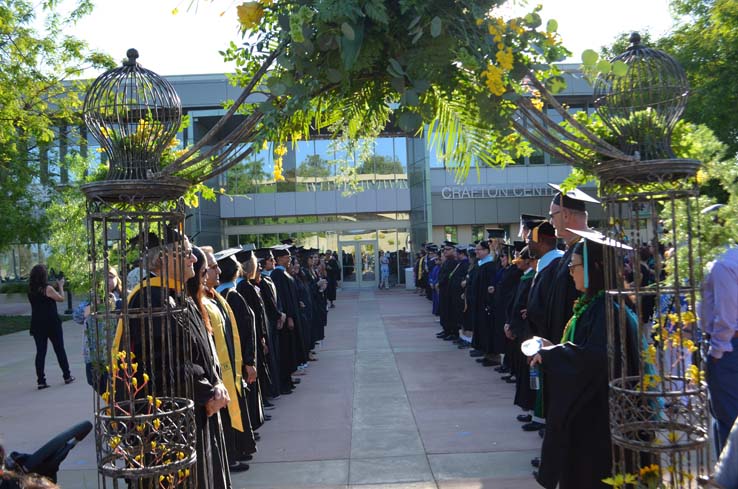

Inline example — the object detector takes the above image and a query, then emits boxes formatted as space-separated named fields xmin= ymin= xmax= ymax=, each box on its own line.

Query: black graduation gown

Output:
xmin=206 ymin=295 xmax=257 ymax=462
xmin=437 ymin=260 xmax=455 ymax=332
xmin=258 ymin=274 xmax=283 ymax=396
xmin=447 ymin=259 xmax=469 ymax=335
xmin=221 ymin=286 xmax=264 ymax=431
xmin=185 ymin=300 xmax=232 ymax=489
xmin=306 ymin=268 xmax=327 ymax=343
xmin=508 ymin=270 xmax=536 ymax=410
xmin=471 ymin=260 xmax=496 ymax=352
xmin=237 ymin=280 xmax=274 ymax=400
xmin=325 ymin=258 xmax=339 ymax=302
xmin=537 ymin=295 xmax=612 ymax=489
xmin=270 ymin=268 xmax=305 ymax=382
xmin=463 ymin=265 xmax=478 ymax=333
xmin=527 ymin=257 xmax=562 ymax=338
xmin=543 ymin=245 xmax=579 ymax=342
xmin=492 ymin=265 xmax=522 ymax=356
xmin=294 ymin=276 xmax=314 ymax=355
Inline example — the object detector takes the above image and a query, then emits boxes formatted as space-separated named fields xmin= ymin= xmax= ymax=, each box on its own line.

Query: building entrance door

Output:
xmin=339 ymin=240 xmax=377 ymax=288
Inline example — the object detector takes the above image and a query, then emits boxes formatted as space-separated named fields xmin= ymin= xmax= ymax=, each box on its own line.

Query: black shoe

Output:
xmin=263 ymin=400 xmax=275 ymax=407
xmin=64 ymin=376 xmax=75 ymax=385
xmin=539 ymin=428 xmax=545 ymax=439
xmin=263 ymin=414 xmax=272 ymax=421
xmin=280 ymin=388 xmax=293 ymax=395
xmin=501 ymin=374 xmax=513 ymax=381
xmin=475 ymin=358 xmax=486 ymax=363
xmin=469 ymin=350 xmax=484 ymax=357
xmin=517 ymin=414 xmax=532 ymax=423
xmin=264 ymin=404 xmax=276 ymax=411
xmin=330 ymin=304 xmax=335 ymax=308
xmin=292 ymin=378 xmax=301 ymax=384
xmin=481 ymin=359 xmax=499 ymax=367
xmin=522 ymin=421 xmax=546 ymax=432
xmin=532 ymin=470 xmax=539 ymax=480
xmin=229 ymin=461 xmax=250 ymax=472
xmin=444 ymin=335 xmax=458 ymax=341
xmin=253 ymin=432 xmax=261 ymax=441
xmin=239 ymin=454 xmax=253 ymax=462
xmin=505 ymin=376 xmax=517 ymax=384
xmin=436 ymin=332 xmax=447 ymax=338
xmin=37 ymin=382 xmax=50 ymax=390
xmin=457 ymin=343 xmax=470 ymax=349
xmin=495 ymin=365 xmax=510 ymax=373
xmin=531 ymin=457 xmax=540 ymax=468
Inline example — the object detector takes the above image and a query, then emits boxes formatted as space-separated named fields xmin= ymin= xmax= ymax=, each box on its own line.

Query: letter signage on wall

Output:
xmin=439 ymin=185 xmax=557 ymax=200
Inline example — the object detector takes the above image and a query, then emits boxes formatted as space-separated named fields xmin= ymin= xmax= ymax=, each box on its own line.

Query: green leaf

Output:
xmin=326 ymin=69 xmax=343 ymax=83
xmin=546 ymin=19 xmax=558 ymax=32
xmin=581 ymin=49 xmax=599 ymax=66
xmin=403 ymin=89 xmax=420 ymax=106
xmin=408 ymin=15 xmax=421 ymax=29
xmin=398 ymin=111 xmax=422 ymax=132
xmin=339 ymin=20 xmax=365 ymax=69
xmin=430 ymin=16 xmax=442 ymax=38
xmin=388 ymin=58 xmax=404 ymax=76
xmin=341 ymin=22 xmax=355 ymax=41
xmin=612 ymin=60 xmax=628 ymax=76
xmin=596 ymin=59 xmax=612 ymax=73
xmin=412 ymin=29 xmax=423 ymax=44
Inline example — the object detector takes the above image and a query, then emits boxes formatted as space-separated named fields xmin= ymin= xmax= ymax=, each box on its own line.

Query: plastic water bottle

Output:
xmin=521 ymin=337 xmax=543 ymax=356
xmin=529 ymin=365 xmax=541 ymax=390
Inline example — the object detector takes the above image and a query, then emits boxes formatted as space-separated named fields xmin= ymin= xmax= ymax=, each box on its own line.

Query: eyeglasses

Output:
xmin=568 ymin=262 xmax=583 ymax=273
xmin=207 ymin=263 xmax=220 ymax=270
xmin=549 ymin=211 xmax=561 ymax=219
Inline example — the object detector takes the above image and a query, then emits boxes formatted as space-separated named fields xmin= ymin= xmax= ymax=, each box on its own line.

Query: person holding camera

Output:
xmin=27 ymin=264 xmax=74 ymax=390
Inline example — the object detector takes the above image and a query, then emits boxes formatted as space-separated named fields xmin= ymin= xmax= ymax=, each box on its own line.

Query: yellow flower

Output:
xmin=151 ymin=441 xmax=157 ymax=450
xmin=147 ymin=395 xmax=154 ymax=405
xmin=155 ymin=399 xmax=163 ymax=409
xmin=531 ymin=97 xmax=544 ymax=112
xmin=131 ymin=362 xmax=138 ymax=373
xmin=136 ymin=424 xmax=145 ymax=433
xmin=237 ymin=2 xmax=264 ymax=31
xmin=667 ymin=431 xmax=680 ymax=443
xmin=177 ymin=451 xmax=186 ymax=460
xmin=687 ymin=364 xmax=704 ymax=384
xmin=109 ymin=436 xmax=121 ymax=449
xmin=143 ymin=373 xmax=150 ymax=383
xmin=153 ymin=419 xmax=161 ymax=430
xmin=131 ymin=377 xmax=138 ymax=389
xmin=603 ymin=473 xmax=638 ymax=488
xmin=101 ymin=391 xmax=110 ymax=403
xmin=482 ymin=62 xmax=506 ymax=96
xmin=496 ymin=47 xmax=514 ymax=71
xmin=274 ymin=144 xmax=288 ymax=157
xmin=475 ymin=18 xmax=484 ymax=26
xmin=641 ymin=374 xmax=662 ymax=390
xmin=117 ymin=351 xmax=127 ymax=361
xmin=639 ymin=464 xmax=660 ymax=478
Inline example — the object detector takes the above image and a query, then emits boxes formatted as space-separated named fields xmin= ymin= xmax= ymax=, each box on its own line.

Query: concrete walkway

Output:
xmin=0 ymin=289 xmax=541 ymax=489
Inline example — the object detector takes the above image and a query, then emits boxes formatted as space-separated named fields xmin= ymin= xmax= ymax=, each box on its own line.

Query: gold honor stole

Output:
xmin=204 ymin=294 xmax=244 ymax=432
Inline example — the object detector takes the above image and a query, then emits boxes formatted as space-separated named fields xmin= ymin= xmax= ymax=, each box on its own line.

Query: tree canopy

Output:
xmin=0 ymin=0 xmax=113 ymax=252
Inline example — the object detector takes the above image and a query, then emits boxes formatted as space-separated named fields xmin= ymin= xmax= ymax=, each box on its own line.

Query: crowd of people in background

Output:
xmin=413 ymin=183 xmax=738 ymax=489
xmin=13 ymin=237 xmax=341 ymax=489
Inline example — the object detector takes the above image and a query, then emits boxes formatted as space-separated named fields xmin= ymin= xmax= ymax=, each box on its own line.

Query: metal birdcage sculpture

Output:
xmin=82 ymin=50 xmax=196 ymax=489
xmin=593 ymin=33 xmax=700 ymax=184
xmin=595 ymin=35 xmax=711 ymax=488
xmin=83 ymin=48 xmax=182 ymax=182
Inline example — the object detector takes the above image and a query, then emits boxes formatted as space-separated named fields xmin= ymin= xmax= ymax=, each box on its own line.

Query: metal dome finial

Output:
xmin=124 ymin=48 xmax=139 ymax=66
xmin=628 ymin=32 xmax=641 ymax=47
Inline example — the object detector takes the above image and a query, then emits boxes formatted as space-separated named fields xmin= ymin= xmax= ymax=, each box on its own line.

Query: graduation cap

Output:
xmin=280 ymin=238 xmax=295 ymax=246
xmin=530 ymin=222 xmax=557 ymax=243
xmin=513 ymin=241 xmax=526 ymax=252
xmin=427 ymin=244 xmax=439 ymax=252
xmin=254 ymin=248 xmax=274 ymax=262
xmin=499 ymin=243 xmax=514 ymax=257
xmin=520 ymin=214 xmax=547 ymax=231
xmin=486 ymin=228 xmax=506 ymax=240
xmin=567 ymin=228 xmax=631 ymax=289
xmin=701 ymin=203 xmax=725 ymax=214
xmin=456 ymin=246 xmax=468 ymax=255
xmin=235 ymin=243 xmax=256 ymax=262
xmin=270 ymin=244 xmax=291 ymax=258
xmin=443 ymin=240 xmax=458 ymax=248
xmin=129 ymin=226 xmax=183 ymax=249
xmin=214 ymin=247 xmax=242 ymax=263
xmin=512 ymin=245 xmax=532 ymax=264
xmin=549 ymin=183 xmax=600 ymax=212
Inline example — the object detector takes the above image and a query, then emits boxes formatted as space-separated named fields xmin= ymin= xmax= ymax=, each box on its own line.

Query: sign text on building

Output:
xmin=440 ymin=185 xmax=557 ymax=200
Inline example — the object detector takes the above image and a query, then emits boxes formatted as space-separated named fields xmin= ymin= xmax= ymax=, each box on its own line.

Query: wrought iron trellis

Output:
xmin=83 ymin=51 xmax=197 ymax=489
xmin=513 ymin=32 xmax=711 ymax=486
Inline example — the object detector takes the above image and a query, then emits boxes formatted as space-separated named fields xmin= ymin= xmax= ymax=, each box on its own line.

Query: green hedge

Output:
xmin=0 ymin=282 xmax=28 ymax=294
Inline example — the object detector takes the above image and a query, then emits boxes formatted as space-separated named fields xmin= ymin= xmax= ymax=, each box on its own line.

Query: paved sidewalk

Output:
xmin=0 ymin=289 xmax=541 ymax=489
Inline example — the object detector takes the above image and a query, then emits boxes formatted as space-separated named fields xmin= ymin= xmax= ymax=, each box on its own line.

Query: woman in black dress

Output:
xmin=28 ymin=264 xmax=74 ymax=389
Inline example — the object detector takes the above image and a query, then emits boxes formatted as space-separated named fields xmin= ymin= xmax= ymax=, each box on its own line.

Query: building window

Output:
xmin=444 ymin=226 xmax=457 ymax=243
xmin=471 ymin=225 xmax=485 ymax=243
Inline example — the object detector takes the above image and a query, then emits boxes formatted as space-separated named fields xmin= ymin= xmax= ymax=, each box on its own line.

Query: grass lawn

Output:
xmin=0 ymin=315 xmax=73 ymax=336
